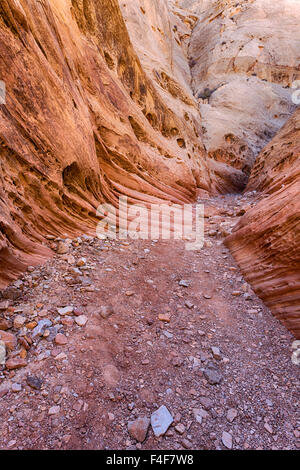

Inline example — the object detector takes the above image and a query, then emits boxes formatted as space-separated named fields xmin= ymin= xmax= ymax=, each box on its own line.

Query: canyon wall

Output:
xmin=185 ymin=0 xmax=300 ymax=192
xmin=176 ymin=0 xmax=300 ymax=338
xmin=0 ymin=0 xmax=210 ymax=288
xmin=226 ymin=108 xmax=300 ymax=338
xmin=0 ymin=0 xmax=299 ymax=339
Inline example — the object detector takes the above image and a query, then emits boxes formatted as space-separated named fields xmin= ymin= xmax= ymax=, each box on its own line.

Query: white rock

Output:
xmin=0 ymin=341 xmax=6 ymax=366
xmin=264 ymin=422 xmax=273 ymax=434
xmin=75 ymin=315 xmax=88 ymax=327
xmin=151 ymin=405 xmax=173 ymax=437
xmin=193 ymin=408 xmax=209 ymax=425
xmin=222 ymin=431 xmax=233 ymax=449
xmin=48 ymin=406 xmax=60 ymax=415
xmin=58 ymin=306 xmax=74 ymax=316
xmin=11 ymin=383 xmax=22 ymax=392
xmin=227 ymin=408 xmax=238 ymax=423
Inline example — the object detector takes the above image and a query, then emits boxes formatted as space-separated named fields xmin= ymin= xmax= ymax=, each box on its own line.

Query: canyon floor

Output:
xmin=0 ymin=193 xmax=299 ymax=450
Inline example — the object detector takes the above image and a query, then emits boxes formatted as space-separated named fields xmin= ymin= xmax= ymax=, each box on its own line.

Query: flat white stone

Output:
xmin=151 ymin=405 xmax=173 ymax=437
xmin=58 ymin=306 xmax=74 ymax=316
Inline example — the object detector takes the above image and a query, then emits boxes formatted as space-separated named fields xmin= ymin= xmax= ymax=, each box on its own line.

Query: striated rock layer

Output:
xmin=226 ymin=108 xmax=300 ymax=338
xmin=185 ymin=0 xmax=300 ymax=192
xmin=0 ymin=0 xmax=211 ymax=288
xmin=0 ymin=0 xmax=299 ymax=340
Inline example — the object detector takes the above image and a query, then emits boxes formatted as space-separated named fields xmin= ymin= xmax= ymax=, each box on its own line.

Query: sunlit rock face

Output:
xmin=226 ymin=107 xmax=300 ymax=338
xmin=178 ymin=0 xmax=300 ymax=336
xmin=0 ymin=0 xmax=299 ymax=341
xmin=0 ymin=0 xmax=211 ymax=288
xmin=119 ymin=0 xmax=212 ymax=188
xmin=182 ymin=0 xmax=300 ymax=192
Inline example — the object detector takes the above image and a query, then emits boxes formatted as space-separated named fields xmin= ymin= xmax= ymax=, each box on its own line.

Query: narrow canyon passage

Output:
xmin=184 ymin=0 xmax=299 ymax=192
xmin=0 ymin=0 xmax=299 ymax=452
xmin=0 ymin=193 xmax=298 ymax=450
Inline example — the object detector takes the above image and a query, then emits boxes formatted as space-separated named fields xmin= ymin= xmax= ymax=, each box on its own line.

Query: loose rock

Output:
xmin=179 ymin=280 xmax=190 ymax=287
xmin=32 ymin=319 xmax=52 ymax=338
xmin=175 ymin=423 xmax=186 ymax=435
xmin=56 ymin=242 xmax=69 ymax=254
xmin=27 ymin=376 xmax=43 ymax=390
xmin=204 ymin=364 xmax=222 ymax=385
xmin=55 ymin=333 xmax=68 ymax=345
xmin=211 ymin=346 xmax=222 ymax=360
xmin=0 ymin=340 xmax=6 ymax=365
xmin=11 ymin=383 xmax=22 ymax=392
xmin=158 ymin=313 xmax=171 ymax=323
xmin=48 ymin=406 xmax=60 ymax=415
xmin=222 ymin=431 xmax=233 ymax=449
xmin=151 ymin=405 xmax=173 ymax=437
xmin=0 ymin=318 xmax=12 ymax=331
xmin=75 ymin=315 xmax=88 ymax=327
xmin=13 ymin=315 xmax=26 ymax=329
xmin=128 ymin=417 xmax=150 ymax=442
xmin=58 ymin=306 xmax=74 ymax=316
xmin=227 ymin=408 xmax=238 ymax=423
xmin=99 ymin=305 xmax=114 ymax=319
xmin=0 ymin=331 xmax=17 ymax=350
xmin=5 ymin=357 xmax=27 ymax=370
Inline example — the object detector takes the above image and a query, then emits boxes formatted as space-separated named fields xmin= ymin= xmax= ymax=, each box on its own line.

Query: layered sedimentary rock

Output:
xmin=0 ymin=0 xmax=299 ymax=342
xmin=185 ymin=0 xmax=300 ymax=191
xmin=120 ymin=1 xmax=199 ymax=112
xmin=226 ymin=108 xmax=300 ymax=338
xmin=0 ymin=0 xmax=211 ymax=287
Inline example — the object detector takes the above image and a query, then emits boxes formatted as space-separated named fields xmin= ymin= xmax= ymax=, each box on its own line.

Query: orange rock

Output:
xmin=226 ymin=109 xmax=300 ymax=338
xmin=61 ymin=317 xmax=74 ymax=327
xmin=0 ymin=318 xmax=12 ymax=331
xmin=19 ymin=348 xmax=27 ymax=359
xmin=125 ymin=291 xmax=135 ymax=297
xmin=26 ymin=321 xmax=38 ymax=330
xmin=0 ymin=331 xmax=17 ymax=350
xmin=19 ymin=337 xmax=30 ymax=351
xmin=158 ymin=313 xmax=171 ymax=323
xmin=55 ymin=333 xmax=68 ymax=345
xmin=5 ymin=357 xmax=27 ymax=370
xmin=0 ymin=0 xmax=210 ymax=289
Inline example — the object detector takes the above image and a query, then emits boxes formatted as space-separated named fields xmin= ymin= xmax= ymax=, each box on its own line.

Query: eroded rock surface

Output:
xmin=0 ymin=0 xmax=299 ymax=341
xmin=0 ymin=0 xmax=210 ymax=287
xmin=226 ymin=108 xmax=300 ymax=338
xmin=185 ymin=0 xmax=300 ymax=191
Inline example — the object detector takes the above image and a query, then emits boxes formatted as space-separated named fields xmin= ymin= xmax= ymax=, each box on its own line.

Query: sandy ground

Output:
xmin=0 ymin=193 xmax=299 ymax=450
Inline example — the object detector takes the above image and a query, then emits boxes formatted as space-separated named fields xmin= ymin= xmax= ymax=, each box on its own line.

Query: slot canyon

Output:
xmin=0 ymin=0 xmax=299 ymax=451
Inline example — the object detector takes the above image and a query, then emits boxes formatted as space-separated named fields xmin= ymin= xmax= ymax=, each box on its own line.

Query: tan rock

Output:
xmin=13 ymin=315 xmax=26 ymax=329
xmin=48 ymin=406 xmax=60 ymax=416
xmin=75 ymin=315 xmax=88 ymax=327
xmin=158 ymin=313 xmax=171 ymax=323
xmin=0 ymin=318 xmax=12 ymax=331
